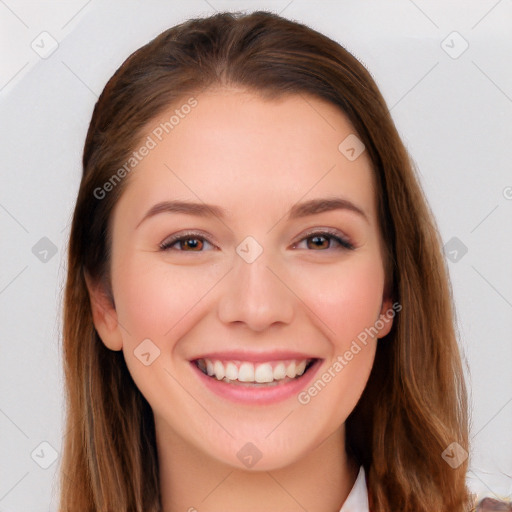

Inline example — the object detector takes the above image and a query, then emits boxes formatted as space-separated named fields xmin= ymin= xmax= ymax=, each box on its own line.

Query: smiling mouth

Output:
xmin=194 ymin=358 xmax=317 ymax=387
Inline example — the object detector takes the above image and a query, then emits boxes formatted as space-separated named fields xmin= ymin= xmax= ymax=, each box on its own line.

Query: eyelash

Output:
xmin=159 ymin=229 xmax=355 ymax=252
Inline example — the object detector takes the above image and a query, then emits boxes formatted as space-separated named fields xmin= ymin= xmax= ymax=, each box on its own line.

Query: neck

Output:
xmin=156 ymin=421 xmax=359 ymax=512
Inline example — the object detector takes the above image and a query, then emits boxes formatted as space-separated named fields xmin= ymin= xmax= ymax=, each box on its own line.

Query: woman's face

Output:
xmin=91 ymin=88 xmax=394 ymax=470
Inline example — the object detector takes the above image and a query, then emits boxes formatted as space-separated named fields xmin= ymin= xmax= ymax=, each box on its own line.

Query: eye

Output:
xmin=293 ymin=229 xmax=354 ymax=251
xmin=159 ymin=229 xmax=354 ymax=252
xmin=159 ymin=232 xmax=215 ymax=252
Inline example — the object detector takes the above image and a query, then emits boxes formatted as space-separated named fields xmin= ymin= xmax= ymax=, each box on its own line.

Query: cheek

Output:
xmin=109 ymin=255 xmax=226 ymax=414
xmin=291 ymin=254 xmax=386 ymax=345
xmin=111 ymin=253 xmax=224 ymax=344
xmin=294 ymin=259 xmax=383 ymax=421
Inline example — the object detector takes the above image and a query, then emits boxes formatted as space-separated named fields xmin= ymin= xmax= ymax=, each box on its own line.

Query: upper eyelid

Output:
xmin=296 ymin=227 xmax=350 ymax=241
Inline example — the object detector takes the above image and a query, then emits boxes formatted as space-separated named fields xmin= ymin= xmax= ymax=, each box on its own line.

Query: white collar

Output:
xmin=339 ymin=466 xmax=369 ymax=512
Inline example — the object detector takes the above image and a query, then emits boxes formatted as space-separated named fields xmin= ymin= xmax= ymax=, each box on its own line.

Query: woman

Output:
xmin=59 ymin=10 xmax=474 ymax=511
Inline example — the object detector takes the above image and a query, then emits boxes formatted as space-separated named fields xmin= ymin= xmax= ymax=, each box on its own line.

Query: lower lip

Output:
xmin=190 ymin=359 xmax=323 ymax=405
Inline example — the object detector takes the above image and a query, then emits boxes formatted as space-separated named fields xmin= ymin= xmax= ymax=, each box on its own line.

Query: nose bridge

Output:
xmin=217 ymin=241 xmax=294 ymax=331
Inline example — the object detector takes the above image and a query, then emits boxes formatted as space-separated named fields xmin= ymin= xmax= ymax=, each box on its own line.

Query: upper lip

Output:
xmin=191 ymin=351 xmax=319 ymax=362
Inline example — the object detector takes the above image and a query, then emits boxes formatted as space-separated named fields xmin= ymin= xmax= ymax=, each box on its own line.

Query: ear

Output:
xmin=84 ymin=272 xmax=123 ymax=351
xmin=375 ymin=296 xmax=396 ymax=339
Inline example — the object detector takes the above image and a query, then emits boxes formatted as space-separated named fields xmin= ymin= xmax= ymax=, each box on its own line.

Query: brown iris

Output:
xmin=181 ymin=238 xmax=203 ymax=251
xmin=306 ymin=235 xmax=330 ymax=250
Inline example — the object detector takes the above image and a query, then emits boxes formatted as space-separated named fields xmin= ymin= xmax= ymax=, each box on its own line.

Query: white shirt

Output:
xmin=339 ymin=466 xmax=369 ymax=512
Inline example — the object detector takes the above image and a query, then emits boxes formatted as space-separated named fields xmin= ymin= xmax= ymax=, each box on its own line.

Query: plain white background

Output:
xmin=0 ymin=1 xmax=511 ymax=509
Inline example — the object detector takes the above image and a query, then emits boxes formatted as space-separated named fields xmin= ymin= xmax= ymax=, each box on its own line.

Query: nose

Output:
xmin=217 ymin=248 xmax=295 ymax=332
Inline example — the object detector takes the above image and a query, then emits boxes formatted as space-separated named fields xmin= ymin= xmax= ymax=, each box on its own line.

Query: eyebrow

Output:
xmin=136 ymin=196 xmax=368 ymax=228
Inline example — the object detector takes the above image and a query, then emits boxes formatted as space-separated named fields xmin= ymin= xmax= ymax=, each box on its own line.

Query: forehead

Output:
xmin=115 ymin=89 xmax=377 ymax=227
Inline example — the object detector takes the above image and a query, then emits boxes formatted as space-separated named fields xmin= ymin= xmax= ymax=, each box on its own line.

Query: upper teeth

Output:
xmin=197 ymin=358 xmax=310 ymax=383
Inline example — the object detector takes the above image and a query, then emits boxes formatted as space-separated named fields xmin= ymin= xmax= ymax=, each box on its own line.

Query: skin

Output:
xmin=87 ymin=88 xmax=394 ymax=512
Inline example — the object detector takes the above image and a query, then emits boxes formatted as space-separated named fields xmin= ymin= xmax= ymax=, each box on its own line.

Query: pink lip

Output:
xmin=191 ymin=350 xmax=317 ymax=363
xmin=190 ymin=358 xmax=323 ymax=405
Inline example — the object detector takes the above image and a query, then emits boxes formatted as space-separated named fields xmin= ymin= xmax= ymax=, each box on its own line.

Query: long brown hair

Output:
xmin=60 ymin=10 xmax=472 ymax=511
